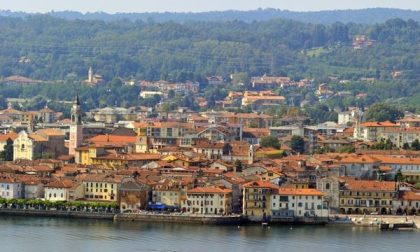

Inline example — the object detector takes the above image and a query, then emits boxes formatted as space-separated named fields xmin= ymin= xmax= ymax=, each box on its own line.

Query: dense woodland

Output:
xmin=1 ymin=8 xmax=419 ymax=24
xmin=0 ymin=14 xmax=418 ymax=119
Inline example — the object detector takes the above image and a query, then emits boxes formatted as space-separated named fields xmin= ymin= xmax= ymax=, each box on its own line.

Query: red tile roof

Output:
xmin=187 ymin=187 xmax=232 ymax=194
xmin=88 ymin=135 xmax=137 ymax=144
xmin=243 ymin=180 xmax=278 ymax=189
xmin=275 ymin=188 xmax=324 ymax=196
xmin=343 ymin=178 xmax=396 ymax=191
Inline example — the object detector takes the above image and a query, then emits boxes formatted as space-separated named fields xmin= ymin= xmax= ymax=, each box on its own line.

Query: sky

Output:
xmin=0 ymin=0 xmax=419 ymax=13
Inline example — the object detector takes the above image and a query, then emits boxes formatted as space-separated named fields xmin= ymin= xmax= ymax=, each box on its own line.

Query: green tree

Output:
xmin=395 ymin=169 xmax=404 ymax=182
xmin=291 ymin=135 xmax=305 ymax=153
xmin=411 ymin=139 xmax=420 ymax=151
xmin=234 ymin=159 xmax=243 ymax=172
xmin=3 ymin=138 xmax=13 ymax=161
xmin=167 ymin=90 xmax=175 ymax=99
xmin=365 ymin=103 xmax=404 ymax=123
xmin=260 ymin=136 xmax=280 ymax=149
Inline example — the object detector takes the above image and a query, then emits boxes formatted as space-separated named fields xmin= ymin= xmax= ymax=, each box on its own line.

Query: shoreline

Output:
xmin=0 ymin=209 xmax=417 ymax=228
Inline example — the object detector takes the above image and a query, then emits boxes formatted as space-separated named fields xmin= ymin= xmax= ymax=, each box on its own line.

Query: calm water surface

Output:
xmin=0 ymin=216 xmax=418 ymax=252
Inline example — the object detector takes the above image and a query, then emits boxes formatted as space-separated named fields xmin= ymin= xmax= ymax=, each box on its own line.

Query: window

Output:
xmin=325 ymin=183 xmax=330 ymax=190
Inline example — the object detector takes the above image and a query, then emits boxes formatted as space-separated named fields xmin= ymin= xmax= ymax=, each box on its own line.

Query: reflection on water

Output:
xmin=0 ymin=217 xmax=418 ymax=252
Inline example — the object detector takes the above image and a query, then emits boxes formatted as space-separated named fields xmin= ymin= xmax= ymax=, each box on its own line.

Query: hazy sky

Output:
xmin=0 ymin=0 xmax=419 ymax=13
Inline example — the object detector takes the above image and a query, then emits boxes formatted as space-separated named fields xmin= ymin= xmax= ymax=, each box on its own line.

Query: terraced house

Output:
xmin=82 ymin=174 xmax=123 ymax=201
xmin=271 ymin=188 xmax=328 ymax=221
xmin=339 ymin=178 xmax=396 ymax=214
xmin=242 ymin=181 xmax=278 ymax=221
xmin=186 ymin=187 xmax=232 ymax=215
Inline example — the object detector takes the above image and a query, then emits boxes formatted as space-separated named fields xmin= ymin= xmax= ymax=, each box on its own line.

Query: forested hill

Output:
xmin=0 ymin=15 xmax=418 ymax=82
xmin=0 ymin=8 xmax=419 ymax=24
xmin=0 ymin=14 xmax=418 ymax=112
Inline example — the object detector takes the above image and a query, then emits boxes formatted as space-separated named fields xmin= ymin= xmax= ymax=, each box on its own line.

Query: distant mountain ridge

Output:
xmin=0 ymin=8 xmax=419 ymax=24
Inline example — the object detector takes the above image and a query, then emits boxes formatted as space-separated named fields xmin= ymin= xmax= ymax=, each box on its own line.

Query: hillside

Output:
xmin=0 ymin=8 xmax=419 ymax=24
xmin=0 ymin=14 xmax=417 ymax=113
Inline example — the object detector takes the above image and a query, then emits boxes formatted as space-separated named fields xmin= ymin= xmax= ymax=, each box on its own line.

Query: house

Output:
xmin=270 ymin=126 xmax=304 ymax=138
xmin=88 ymin=107 xmax=137 ymax=124
xmin=339 ymin=178 xmax=396 ymax=214
xmin=82 ymin=174 xmax=123 ymax=202
xmin=90 ymin=153 xmax=161 ymax=167
xmin=213 ymin=174 xmax=246 ymax=213
xmin=0 ymin=176 xmax=23 ymax=199
xmin=221 ymin=141 xmax=254 ymax=165
xmin=241 ymin=91 xmax=285 ymax=109
xmin=35 ymin=128 xmax=66 ymax=158
xmin=205 ymin=112 xmax=273 ymax=128
xmin=271 ymin=188 xmax=328 ymax=221
xmin=354 ymin=121 xmax=399 ymax=141
xmin=371 ymin=155 xmax=420 ymax=183
xmin=19 ymin=176 xmax=44 ymax=199
xmin=152 ymin=179 xmax=191 ymax=208
xmin=318 ymin=138 xmax=354 ymax=152
xmin=118 ymin=177 xmax=152 ymax=213
xmin=242 ymin=181 xmax=278 ymax=221
xmin=338 ymin=108 xmax=360 ymax=125
xmin=251 ymin=76 xmax=292 ymax=90
xmin=393 ymin=190 xmax=420 ymax=215
xmin=196 ymin=125 xmax=239 ymax=142
xmin=379 ymin=127 xmax=420 ymax=149
xmin=209 ymin=161 xmax=233 ymax=172
xmin=192 ymin=141 xmax=225 ymax=160
xmin=206 ymin=76 xmax=224 ymax=85
xmin=38 ymin=106 xmax=56 ymax=123
xmin=186 ymin=187 xmax=232 ymax=215
xmin=132 ymin=121 xmax=194 ymax=149
xmin=336 ymin=154 xmax=381 ymax=179
xmin=44 ymin=179 xmax=77 ymax=201
xmin=242 ymin=127 xmax=269 ymax=145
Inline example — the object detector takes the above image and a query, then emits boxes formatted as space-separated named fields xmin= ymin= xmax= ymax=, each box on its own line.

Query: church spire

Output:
xmin=76 ymin=94 xmax=80 ymax=106
xmin=71 ymin=94 xmax=82 ymax=125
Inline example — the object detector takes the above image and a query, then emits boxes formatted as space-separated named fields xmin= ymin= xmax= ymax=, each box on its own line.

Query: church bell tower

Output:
xmin=69 ymin=95 xmax=83 ymax=156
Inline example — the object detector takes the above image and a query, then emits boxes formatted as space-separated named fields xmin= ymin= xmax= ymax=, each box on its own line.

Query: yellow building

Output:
xmin=152 ymin=179 xmax=190 ymax=207
xmin=75 ymin=145 xmax=160 ymax=167
xmin=243 ymin=181 xmax=278 ymax=221
xmin=82 ymin=174 xmax=123 ymax=202
xmin=339 ymin=178 xmax=396 ymax=214
xmin=186 ymin=187 xmax=232 ymax=215
xmin=13 ymin=131 xmax=47 ymax=160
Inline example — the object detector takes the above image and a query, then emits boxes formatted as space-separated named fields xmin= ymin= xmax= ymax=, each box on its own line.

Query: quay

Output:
xmin=0 ymin=208 xmax=114 ymax=220
xmin=332 ymin=214 xmax=420 ymax=229
xmin=114 ymin=212 xmax=244 ymax=225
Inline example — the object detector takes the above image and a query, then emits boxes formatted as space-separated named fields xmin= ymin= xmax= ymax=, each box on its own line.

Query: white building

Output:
xmin=270 ymin=188 xmax=328 ymax=220
xmin=186 ymin=187 xmax=232 ymax=215
xmin=20 ymin=177 xmax=44 ymax=199
xmin=0 ymin=177 xmax=23 ymax=199
xmin=393 ymin=190 xmax=420 ymax=214
xmin=44 ymin=179 xmax=74 ymax=201
xmin=338 ymin=109 xmax=359 ymax=125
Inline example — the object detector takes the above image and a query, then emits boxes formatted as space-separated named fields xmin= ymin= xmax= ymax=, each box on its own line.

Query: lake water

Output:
xmin=0 ymin=217 xmax=418 ymax=252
